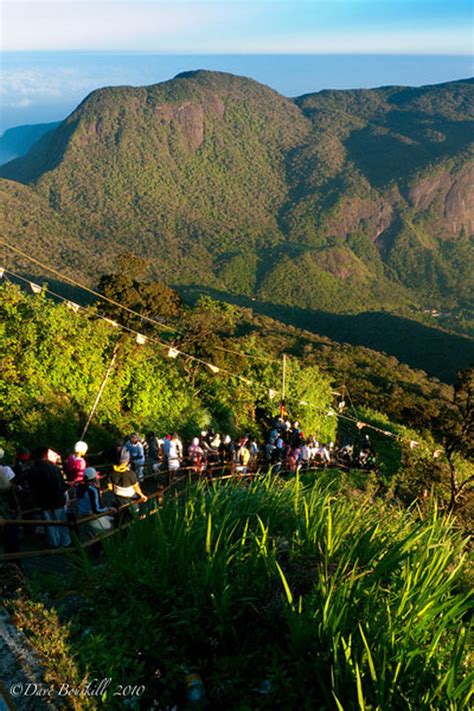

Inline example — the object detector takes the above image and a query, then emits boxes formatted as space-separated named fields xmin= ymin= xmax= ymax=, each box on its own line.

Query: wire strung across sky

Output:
xmin=0 ymin=239 xmax=272 ymax=361
xmin=1 ymin=257 xmax=423 ymax=449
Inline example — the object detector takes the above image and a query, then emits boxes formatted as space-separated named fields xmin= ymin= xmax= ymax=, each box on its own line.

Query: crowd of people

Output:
xmin=0 ymin=417 xmax=377 ymax=555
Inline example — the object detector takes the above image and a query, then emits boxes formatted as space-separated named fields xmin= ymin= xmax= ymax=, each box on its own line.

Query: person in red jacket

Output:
xmin=66 ymin=440 xmax=88 ymax=484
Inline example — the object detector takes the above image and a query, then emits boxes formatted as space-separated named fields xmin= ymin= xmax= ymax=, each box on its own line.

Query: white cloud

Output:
xmin=0 ymin=67 xmax=97 ymax=107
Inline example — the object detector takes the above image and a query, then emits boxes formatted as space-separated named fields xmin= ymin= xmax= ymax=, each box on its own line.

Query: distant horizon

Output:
xmin=1 ymin=51 xmax=472 ymax=134
xmin=3 ymin=49 xmax=472 ymax=56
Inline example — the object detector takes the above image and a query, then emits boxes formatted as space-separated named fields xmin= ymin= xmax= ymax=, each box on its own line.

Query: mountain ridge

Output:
xmin=1 ymin=71 xmax=473 ymax=334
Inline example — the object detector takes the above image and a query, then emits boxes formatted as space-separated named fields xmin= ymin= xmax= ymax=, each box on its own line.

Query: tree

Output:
xmin=97 ymin=252 xmax=183 ymax=328
xmin=439 ymin=367 xmax=474 ymax=511
xmin=286 ymin=361 xmax=337 ymax=442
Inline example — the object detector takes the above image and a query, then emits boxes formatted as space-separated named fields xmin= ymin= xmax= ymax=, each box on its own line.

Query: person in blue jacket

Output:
xmin=76 ymin=467 xmax=115 ymax=540
xmin=124 ymin=432 xmax=145 ymax=481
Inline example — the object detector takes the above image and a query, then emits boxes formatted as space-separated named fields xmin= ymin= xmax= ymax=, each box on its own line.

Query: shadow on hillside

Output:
xmin=0 ymin=119 xmax=77 ymax=184
xmin=344 ymin=115 xmax=473 ymax=187
xmin=4 ymin=272 xmax=95 ymax=305
xmin=5 ymin=272 xmax=472 ymax=384
xmin=180 ymin=286 xmax=474 ymax=384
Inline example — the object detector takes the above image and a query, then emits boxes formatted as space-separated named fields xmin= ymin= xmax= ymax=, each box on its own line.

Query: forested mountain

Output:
xmin=1 ymin=71 xmax=472 ymax=321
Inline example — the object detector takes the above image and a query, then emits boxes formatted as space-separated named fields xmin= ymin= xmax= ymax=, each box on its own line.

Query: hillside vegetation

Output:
xmin=1 ymin=280 xmax=473 ymax=709
xmin=1 ymin=72 xmax=472 ymax=322
xmin=1 ymin=279 xmax=472 ymax=516
xmin=66 ymin=476 xmax=472 ymax=710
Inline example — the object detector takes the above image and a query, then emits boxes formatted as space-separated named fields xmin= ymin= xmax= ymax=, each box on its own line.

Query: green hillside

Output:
xmin=0 ymin=71 xmax=472 ymax=360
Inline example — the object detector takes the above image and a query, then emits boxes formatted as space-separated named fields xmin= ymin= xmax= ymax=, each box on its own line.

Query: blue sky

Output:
xmin=1 ymin=2 xmax=472 ymax=133
xmin=2 ymin=1 xmax=473 ymax=53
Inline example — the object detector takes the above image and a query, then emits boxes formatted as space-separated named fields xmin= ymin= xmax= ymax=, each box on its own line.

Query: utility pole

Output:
xmin=81 ymin=341 xmax=120 ymax=440
xmin=282 ymin=354 xmax=287 ymax=401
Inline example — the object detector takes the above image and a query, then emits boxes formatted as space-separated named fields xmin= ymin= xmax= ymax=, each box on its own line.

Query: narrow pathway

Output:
xmin=0 ymin=609 xmax=52 ymax=711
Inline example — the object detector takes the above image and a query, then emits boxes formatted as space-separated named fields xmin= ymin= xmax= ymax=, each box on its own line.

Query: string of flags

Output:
xmin=0 ymin=239 xmax=181 ymax=336
xmin=0 ymin=265 xmax=438 ymax=455
xmin=0 ymin=238 xmax=356 ymax=384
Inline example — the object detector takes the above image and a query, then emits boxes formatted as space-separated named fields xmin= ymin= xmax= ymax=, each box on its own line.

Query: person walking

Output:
xmin=188 ymin=437 xmax=206 ymax=475
xmin=125 ymin=432 xmax=146 ymax=481
xmin=145 ymin=431 xmax=162 ymax=472
xmin=67 ymin=441 xmax=88 ymax=484
xmin=76 ymin=467 xmax=115 ymax=540
xmin=28 ymin=447 xmax=71 ymax=548
xmin=108 ymin=448 xmax=147 ymax=520
xmin=165 ymin=433 xmax=182 ymax=482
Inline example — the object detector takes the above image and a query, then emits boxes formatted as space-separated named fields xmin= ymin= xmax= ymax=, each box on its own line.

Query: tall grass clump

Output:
xmin=73 ymin=473 xmax=472 ymax=709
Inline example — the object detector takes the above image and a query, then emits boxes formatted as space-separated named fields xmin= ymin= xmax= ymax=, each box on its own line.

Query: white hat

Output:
xmin=192 ymin=437 xmax=199 ymax=446
xmin=74 ymin=441 xmax=88 ymax=455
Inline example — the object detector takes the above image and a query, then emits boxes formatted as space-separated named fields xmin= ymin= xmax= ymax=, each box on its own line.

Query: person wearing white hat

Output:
xmin=67 ymin=441 xmax=88 ymax=484
xmin=108 ymin=447 xmax=147 ymax=514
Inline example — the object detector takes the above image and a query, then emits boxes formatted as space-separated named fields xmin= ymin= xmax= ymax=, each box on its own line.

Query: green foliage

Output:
xmin=284 ymin=360 xmax=336 ymax=441
xmin=0 ymin=284 xmax=198 ymax=452
xmin=9 ymin=598 xmax=95 ymax=710
xmin=98 ymin=251 xmax=183 ymax=326
xmin=0 ymin=284 xmax=338 ymax=452
xmin=68 ymin=475 xmax=472 ymax=710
